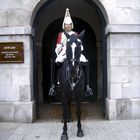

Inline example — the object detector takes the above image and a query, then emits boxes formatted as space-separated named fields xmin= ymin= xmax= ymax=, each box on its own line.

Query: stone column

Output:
xmin=0 ymin=26 xmax=35 ymax=122
xmin=106 ymin=25 xmax=140 ymax=120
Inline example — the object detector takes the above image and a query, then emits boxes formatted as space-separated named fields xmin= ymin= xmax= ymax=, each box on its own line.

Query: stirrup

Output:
xmin=85 ymin=85 xmax=93 ymax=97
xmin=49 ymin=84 xmax=56 ymax=96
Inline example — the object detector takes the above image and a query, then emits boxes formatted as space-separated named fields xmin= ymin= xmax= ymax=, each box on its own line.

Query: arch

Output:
xmin=31 ymin=0 xmax=109 ymax=27
xmin=84 ymin=0 xmax=109 ymax=25
xmin=31 ymin=0 xmax=108 ymax=117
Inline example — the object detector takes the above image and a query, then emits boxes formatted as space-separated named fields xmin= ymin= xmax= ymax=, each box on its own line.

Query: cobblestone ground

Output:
xmin=0 ymin=103 xmax=140 ymax=140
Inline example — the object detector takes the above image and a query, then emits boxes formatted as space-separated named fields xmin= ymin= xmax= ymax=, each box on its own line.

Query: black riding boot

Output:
xmin=82 ymin=62 xmax=93 ymax=97
xmin=49 ymin=63 xmax=59 ymax=96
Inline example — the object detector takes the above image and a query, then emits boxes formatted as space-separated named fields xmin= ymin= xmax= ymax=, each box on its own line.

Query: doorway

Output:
xmin=32 ymin=0 xmax=107 ymax=119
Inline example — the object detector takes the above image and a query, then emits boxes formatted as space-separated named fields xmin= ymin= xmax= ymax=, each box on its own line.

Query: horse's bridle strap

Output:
xmin=70 ymin=59 xmax=80 ymax=62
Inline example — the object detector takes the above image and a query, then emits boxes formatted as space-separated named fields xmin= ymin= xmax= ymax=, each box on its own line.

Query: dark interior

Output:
xmin=42 ymin=17 xmax=97 ymax=103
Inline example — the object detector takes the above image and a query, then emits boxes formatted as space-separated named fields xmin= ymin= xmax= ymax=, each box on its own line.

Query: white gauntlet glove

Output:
xmin=55 ymin=44 xmax=62 ymax=56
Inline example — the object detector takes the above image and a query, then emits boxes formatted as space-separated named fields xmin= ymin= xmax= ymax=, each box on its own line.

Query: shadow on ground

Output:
xmin=37 ymin=102 xmax=105 ymax=122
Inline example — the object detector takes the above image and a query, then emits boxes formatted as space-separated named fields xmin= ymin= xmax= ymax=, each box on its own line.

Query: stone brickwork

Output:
xmin=0 ymin=0 xmax=140 ymax=122
xmin=101 ymin=0 xmax=140 ymax=120
xmin=0 ymin=28 xmax=35 ymax=122
xmin=106 ymin=30 xmax=140 ymax=119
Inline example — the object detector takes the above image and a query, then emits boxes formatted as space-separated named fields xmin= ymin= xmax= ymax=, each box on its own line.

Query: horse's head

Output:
xmin=65 ymin=30 xmax=85 ymax=80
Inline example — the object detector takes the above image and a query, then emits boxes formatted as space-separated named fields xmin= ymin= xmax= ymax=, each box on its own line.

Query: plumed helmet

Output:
xmin=62 ymin=8 xmax=74 ymax=29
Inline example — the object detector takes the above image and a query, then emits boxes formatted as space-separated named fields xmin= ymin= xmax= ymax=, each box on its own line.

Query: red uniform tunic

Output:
xmin=55 ymin=31 xmax=86 ymax=63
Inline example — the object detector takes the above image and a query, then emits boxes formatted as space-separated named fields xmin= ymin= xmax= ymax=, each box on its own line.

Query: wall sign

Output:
xmin=0 ymin=42 xmax=24 ymax=63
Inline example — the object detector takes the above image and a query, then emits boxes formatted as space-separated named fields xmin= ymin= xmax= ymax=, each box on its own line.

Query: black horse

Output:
xmin=56 ymin=31 xmax=85 ymax=140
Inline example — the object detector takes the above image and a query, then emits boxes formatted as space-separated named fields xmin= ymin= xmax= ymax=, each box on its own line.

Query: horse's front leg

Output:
xmin=67 ymin=100 xmax=73 ymax=122
xmin=76 ymin=101 xmax=84 ymax=137
xmin=62 ymin=100 xmax=73 ymax=123
xmin=61 ymin=102 xmax=68 ymax=140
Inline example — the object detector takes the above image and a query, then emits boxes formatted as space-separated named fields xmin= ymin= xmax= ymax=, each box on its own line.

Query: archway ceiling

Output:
xmin=36 ymin=0 xmax=102 ymax=42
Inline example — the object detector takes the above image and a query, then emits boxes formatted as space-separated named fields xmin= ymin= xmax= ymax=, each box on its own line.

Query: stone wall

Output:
xmin=0 ymin=0 xmax=140 ymax=122
xmin=0 ymin=30 xmax=35 ymax=122
xmin=102 ymin=0 xmax=140 ymax=119
xmin=0 ymin=0 xmax=38 ymax=122
xmin=106 ymin=32 xmax=140 ymax=120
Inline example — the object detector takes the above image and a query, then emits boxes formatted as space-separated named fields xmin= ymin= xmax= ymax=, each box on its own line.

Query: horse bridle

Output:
xmin=70 ymin=58 xmax=80 ymax=63
xmin=66 ymin=59 xmax=81 ymax=90
xmin=65 ymin=32 xmax=83 ymax=90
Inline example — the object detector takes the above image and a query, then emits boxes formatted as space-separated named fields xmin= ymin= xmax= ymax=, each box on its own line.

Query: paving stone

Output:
xmin=0 ymin=103 xmax=139 ymax=140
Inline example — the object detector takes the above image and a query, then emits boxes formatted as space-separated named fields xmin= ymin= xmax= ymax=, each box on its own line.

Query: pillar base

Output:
xmin=106 ymin=98 xmax=140 ymax=120
xmin=0 ymin=101 xmax=35 ymax=122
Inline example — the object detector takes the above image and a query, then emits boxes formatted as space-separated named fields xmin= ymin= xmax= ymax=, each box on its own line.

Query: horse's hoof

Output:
xmin=77 ymin=129 xmax=84 ymax=137
xmin=61 ymin=134 xmax=68 ymax=140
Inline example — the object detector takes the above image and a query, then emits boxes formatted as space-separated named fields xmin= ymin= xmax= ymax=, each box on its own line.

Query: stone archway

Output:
xmin=31 ymin=0 xmax=108 ymax=118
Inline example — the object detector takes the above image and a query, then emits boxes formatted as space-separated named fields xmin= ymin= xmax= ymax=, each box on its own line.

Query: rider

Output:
xmin=49 ymin=8 xmax=93 ymax=97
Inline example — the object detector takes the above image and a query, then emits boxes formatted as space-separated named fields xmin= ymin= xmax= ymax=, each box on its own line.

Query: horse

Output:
xmin=56 ymin=31 xmax=85 ymax=140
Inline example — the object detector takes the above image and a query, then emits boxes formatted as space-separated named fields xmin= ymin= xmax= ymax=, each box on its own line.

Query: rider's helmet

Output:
xmin=62 ymin=8 xmax=74 ymax=29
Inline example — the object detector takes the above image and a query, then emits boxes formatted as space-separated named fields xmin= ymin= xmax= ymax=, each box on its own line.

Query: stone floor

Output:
xmin=0 ymin=102 xmax=140 ymax=140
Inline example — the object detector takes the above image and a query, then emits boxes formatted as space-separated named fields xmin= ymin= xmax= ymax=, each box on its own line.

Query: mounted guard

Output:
xmin=49 ymin=8 xmax=93 ymax=97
